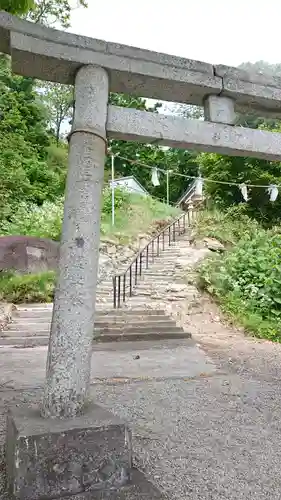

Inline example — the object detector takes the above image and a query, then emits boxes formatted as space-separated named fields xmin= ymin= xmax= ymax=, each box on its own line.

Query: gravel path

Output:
xmin=1 ymin=293 xmax=281 ymax=498
xmin=92 ymin=298 xmax=281 ymax=500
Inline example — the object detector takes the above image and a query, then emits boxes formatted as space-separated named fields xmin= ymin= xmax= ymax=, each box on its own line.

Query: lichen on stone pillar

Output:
xmin=204 ymin=95 xmax=236 ymax=125
xmin=42 ymin=65 xmax=109 ymax=418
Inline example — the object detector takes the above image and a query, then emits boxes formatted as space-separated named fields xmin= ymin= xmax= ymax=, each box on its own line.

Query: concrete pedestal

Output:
xmin=6 ymin=404 xmax=132 ymax=500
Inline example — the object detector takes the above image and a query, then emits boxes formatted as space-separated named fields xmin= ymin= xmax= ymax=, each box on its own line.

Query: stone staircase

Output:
xmin=0 ymin=216 xmax=197 ymax=347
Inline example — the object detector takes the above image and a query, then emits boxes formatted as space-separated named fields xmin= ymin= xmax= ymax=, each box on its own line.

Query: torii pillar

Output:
xmin=6 ymin=65 xmax=133 ymax=500
xmin=42 ymin=65 xmax=108 ymax=419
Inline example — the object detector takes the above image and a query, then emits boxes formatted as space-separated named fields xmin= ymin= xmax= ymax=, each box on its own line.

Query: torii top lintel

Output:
xmin=1 ymin=10 xmax=281 ymax=116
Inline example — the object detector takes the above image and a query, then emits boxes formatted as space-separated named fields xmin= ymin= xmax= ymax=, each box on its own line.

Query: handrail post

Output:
xmin=113 ymin=276 xmax=117 ymax=308
xmin=117 ymin=275 xmax=121 ymax=308
xmin=129 ymin=266 xmax=132 ymax=296
xmin=139 ymin=251 xmax=142 ymax=276
xmin=188 ymin=200 xmax=194 ymax=225
xmin=135 ymin=258 xmax=138 ymax=285
xmin=111 ymin=212 xmax=187 ymax=308
xmin=123 ymin=273 xmax=126 ymax=302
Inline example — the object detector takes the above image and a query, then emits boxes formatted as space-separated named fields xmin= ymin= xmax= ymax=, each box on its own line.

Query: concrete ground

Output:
xmin=1 ymin=300 xmax=281 ymax=499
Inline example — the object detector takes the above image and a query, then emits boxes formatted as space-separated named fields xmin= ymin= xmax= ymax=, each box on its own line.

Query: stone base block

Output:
xmin=6 ymin=403 xmax=132 ymax=500
xmin=57 ymin=470 xmax=166 ymax=499
xmin=204 ymin=95 xmax=236 ymax=124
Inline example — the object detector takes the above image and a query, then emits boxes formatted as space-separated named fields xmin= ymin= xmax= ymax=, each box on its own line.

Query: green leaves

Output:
xmin=41 ymin=82 xmax=73 ymax=144
xmin=198 ymin=151 xmax=281 ymax=225
xmin=0 ymin=56 xmax=66 ymax=221
xmin=0 ymin=0 xmax=34 ymax=14
xmin=199 ymin=213 xmax=281 ymax=341
xmin=25 ymin=0 xmax=87 ymax=28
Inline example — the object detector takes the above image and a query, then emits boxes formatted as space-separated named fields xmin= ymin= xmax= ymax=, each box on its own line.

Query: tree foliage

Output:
xmin=0 ymin=0 xmax=34 ymax=14
xmin=42 ymin=82 xmax=73 ymax=144
xmin=196 ymin=60 xmax=281 ymax=225
xmin=198 ymin=150 xmax=281 ymax=225
xmin=0 ymin=56 xmax=66 ymax=223
xmin=25 ymin=0 xmax=87 ymax=28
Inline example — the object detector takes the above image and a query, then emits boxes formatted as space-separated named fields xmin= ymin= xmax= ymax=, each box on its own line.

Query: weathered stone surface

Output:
xmin=3 ymin=11 xmax=281 ymax=115
xmin=203 ymin=237 xmax=225 ymax=252
xmin=0 ymin=303 xmax=13 ymax=331
xmin=6 ymin=404 xmax=132 ymax=500
xmin=42 ymin=65 xmax=109 ymax=418
xmin=0 ymin=236 xmax=59 ymax=273
xmin=8 ymin=34 xmax=221 ymax=107
xmin=215 ymin=64 xmax=281 ymax=117
xmin=204 ymin=95 xmax=236 ymax=125
xmin=56 ymin=470 xmax=166 ymax=499
xmin=107 ymin=106 xmax=281 ymax=161
xmin=1 ymin=12 xmax=220 ymax=106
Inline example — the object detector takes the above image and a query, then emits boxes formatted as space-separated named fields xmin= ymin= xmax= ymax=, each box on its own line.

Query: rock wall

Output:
xmin=0 ymin=232 xmax=152 ymax=283
xmin=0 ymin=236 xmax=59 ymax=274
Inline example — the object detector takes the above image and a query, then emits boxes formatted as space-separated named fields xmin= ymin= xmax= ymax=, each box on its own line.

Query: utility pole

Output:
xmin=166 ymin=169 xmax=171 ymax=205
xmin=111 ymin=154 xmax=115 ymax=225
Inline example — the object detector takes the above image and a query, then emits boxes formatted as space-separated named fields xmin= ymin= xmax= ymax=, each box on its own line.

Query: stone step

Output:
xmin=97 ymin=288 xmax=172 ymax=298
xmin=0 ymin=336 xmax=50 ymax=346
xmin=97 ymin=308 xmax=167 ymax=316
xmin=14 ymin=307 xmax=167 ymax=317
xmin=4 ymin=318 xmax=177 ymax=335
xmin=4 ymin=321 xmax=178 ymax=335
xmin=96 ymin=319 xmax=176 ymax=328
xmin=95 ymin=328 xmax=191 ymax=343
xmin=98 ymin=282 xmax=173 ymax=292
xmin=12 ymin=315 xmax=172 ymax=325
xmin=0 ymin=328 xmax=191 ymax=346
xmin=1 ymin=329 xmax=50 ymax=336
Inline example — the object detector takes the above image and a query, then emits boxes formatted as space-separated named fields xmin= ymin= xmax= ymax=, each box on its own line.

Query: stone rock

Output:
xmin=106 ymin=245 xmax=117 ymax=255
xmin=98 ymin=254 xmax=113 ymax=282
xmin=166 ymin=284 xmax=188 ymax=294
xmin=0 ymin=236 xmax=59 ymax=274
xmin=203 ymin=237 xmax=225 ymax=252
xmin=120 ymin=248 xmax=135 ymax=260
xmin=100 ymin=237 xmax=117 ymax=246
xmin=0 ymin=302 xmax=14 ymax=331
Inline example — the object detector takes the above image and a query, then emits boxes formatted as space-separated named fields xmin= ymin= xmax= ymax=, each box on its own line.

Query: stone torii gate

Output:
xmin=1 ymin=11 xmax=281 ymax=500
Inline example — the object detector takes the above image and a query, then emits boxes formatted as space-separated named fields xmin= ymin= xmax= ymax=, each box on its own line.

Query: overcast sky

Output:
xmin=69 ymin=0 xmax=280 ymax=67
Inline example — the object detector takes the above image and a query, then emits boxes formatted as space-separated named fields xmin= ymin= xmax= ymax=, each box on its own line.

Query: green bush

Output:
xmin=0 ymin=200 xmax=64 ymax=240
xmin=0 ymin=188 xmax=131 ymax=241
xmin=193 ymin=205 xmax=259 ymax=246
xmin=102 ymin=186 xmax=130 ymax=214
xmin=199 ymin=229 xmax=281 ymax=341
xmin=0 ymin=271 xmax=56 ymax=303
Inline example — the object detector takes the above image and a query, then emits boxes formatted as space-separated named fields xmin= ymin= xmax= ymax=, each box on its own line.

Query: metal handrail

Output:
xmin=112 ymin=210 xmax=192 ymax=308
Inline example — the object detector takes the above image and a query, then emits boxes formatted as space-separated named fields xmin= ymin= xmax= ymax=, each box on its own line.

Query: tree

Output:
xmin=0 ymin=55 xmax=66 ymax=221
xmin=171 ymin=103 xmax=204 ymax=120
xmin=25 ymin=0 xmax=87 ymax=28
xmin=0 ymin=0 xmax=34 ymax=14
xmin=193 ymin=60 xmax=281 ymax=225
xmin=42 ymin=82 xmax=73 ymax=144
xmin=197 ymin=149 xmax=281 ymax=225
